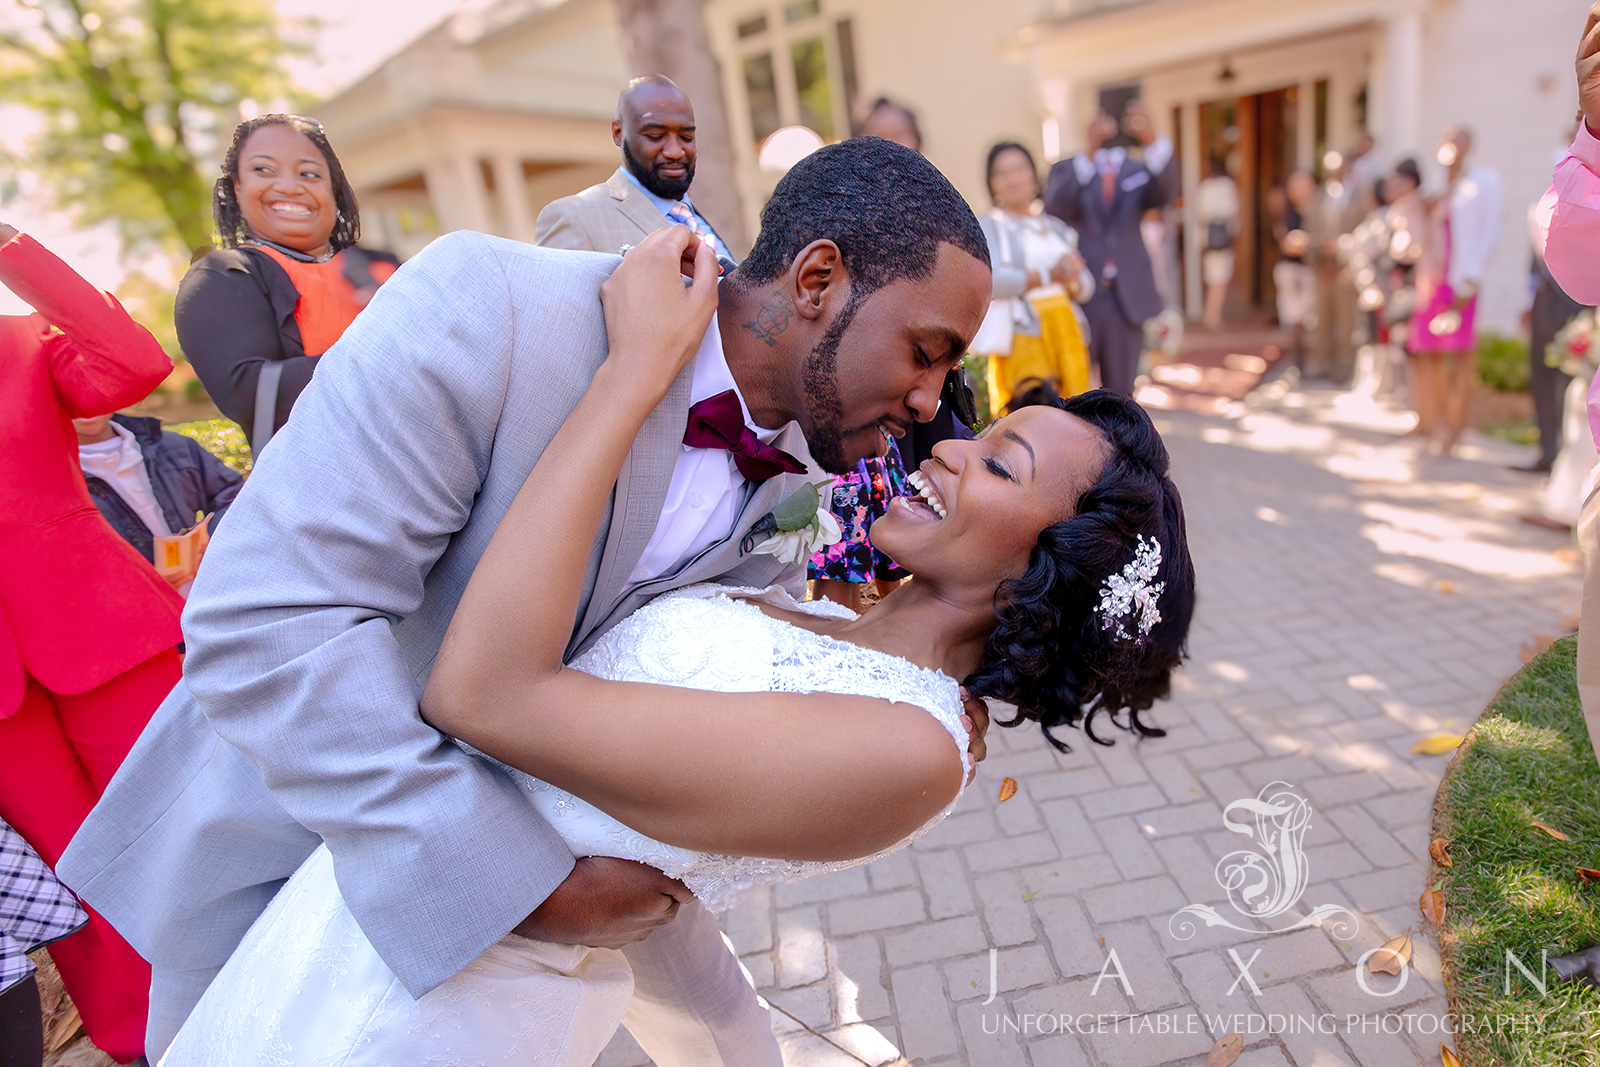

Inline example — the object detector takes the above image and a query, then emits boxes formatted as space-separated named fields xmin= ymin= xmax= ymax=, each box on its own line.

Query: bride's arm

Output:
xmin=422 ymin=230 xmax=963 ymax=863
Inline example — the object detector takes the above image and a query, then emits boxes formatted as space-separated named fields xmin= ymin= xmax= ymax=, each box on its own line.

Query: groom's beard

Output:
xmin=800 ymin=290 xmax=868 ymax=475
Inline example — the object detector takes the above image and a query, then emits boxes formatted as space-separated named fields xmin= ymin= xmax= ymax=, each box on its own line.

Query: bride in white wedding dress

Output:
xmin=159 ymin=232 xmax=1195 ymax=1066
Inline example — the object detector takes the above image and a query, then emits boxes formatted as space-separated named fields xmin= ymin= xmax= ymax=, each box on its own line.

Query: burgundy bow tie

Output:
xmin=683 ymin=389 xmax=807 ymax=482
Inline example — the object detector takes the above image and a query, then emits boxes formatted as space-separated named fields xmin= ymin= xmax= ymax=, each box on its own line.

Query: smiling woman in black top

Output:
xmin=177 ymin=115 xmax=396 ymax=451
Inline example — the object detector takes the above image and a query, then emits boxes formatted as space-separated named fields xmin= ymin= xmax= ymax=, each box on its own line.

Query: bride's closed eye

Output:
xmin=984 ymin=456 xmax=1016 ymax=482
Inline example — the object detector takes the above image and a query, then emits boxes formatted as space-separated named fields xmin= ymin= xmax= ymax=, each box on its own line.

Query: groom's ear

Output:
xmin=791 ymin=240 xmax=844 ymax=323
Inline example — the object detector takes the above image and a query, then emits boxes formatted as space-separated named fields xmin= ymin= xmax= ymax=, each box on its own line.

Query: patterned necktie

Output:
xmin=683 ymin=390 xmax=807 ymax=482
xmin=667 ymin=201 xmax=728 ymax=261
xmin=1100 ymin=159 xmax=1117 ymax=206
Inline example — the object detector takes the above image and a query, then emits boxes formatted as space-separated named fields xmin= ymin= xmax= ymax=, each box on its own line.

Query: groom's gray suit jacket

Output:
xmin=58 ymin=233 xmax=813 ymax=1001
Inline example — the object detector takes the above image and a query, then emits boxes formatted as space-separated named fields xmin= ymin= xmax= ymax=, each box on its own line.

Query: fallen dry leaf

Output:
xmin=1412 ymin=734 xmax=1466 ymax=755
xmin=1368 ymin=934 xmax=1413 ymax=976
xmin=1441 ymin=1044 xmax=1464 ymax=1067
xmin=1519 ymin=633 xmax=1558 ymax=664
xmin=1578 ymin=867 xmax=1600 ymax=887
xmin=1437 ymin=580 xmax=1456 ymax=593
xmin=1430 ymin=838 xmax=1453 ymax=867
xmin=1205 ymin=1032 xmax=1244 ymax=1067
xmin=1531 ymin=821 xmax=1570 ymax=841
xmin=998 ymin=777 xmax=1018 ymax=803
xmin=1421 ymin=886 xmax=1447 ymax=926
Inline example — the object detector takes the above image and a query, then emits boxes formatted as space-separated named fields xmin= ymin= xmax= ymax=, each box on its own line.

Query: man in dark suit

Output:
xmin=1044 ymin=102 xmax=1178 ymax=395
xmin=1519 ymin=248 xmax=1587 ymax=472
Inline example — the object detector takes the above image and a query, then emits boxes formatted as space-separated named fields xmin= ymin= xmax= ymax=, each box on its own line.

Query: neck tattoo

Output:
xmin=743 ymin=291 xmax=793 ymax=348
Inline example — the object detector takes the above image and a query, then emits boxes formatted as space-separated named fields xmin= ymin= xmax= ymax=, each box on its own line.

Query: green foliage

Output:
xmin=168 ymin=417 xmax=251 ymax=475
xmin=1476 ymin=332 xmax=1531 ymax=394
xmin=1 ymin=0 xmax=311 ymax=257
xmin=1436 ymin=636 xmax=1600 ymax=1066
xmin=1482 ymin=417 xmax=1540 ymax=447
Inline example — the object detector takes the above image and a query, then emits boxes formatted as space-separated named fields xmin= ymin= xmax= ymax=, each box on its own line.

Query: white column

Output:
xmin=1040 ymin=76 xmax=1074 ymax=163
xmin=492 ymin=154 xmax=534 ymax=243
xmin=1374 ymin=8 xmax=1424 ymax=165
xmin=423 ymin=156 xmax=492 ymax=234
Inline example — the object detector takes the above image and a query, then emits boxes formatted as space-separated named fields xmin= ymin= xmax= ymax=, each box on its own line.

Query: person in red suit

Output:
xmin=0 ymin=223 xmax=185 ymax=1064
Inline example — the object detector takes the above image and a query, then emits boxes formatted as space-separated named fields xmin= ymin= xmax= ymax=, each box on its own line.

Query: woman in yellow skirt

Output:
xmin=973 ymin=142 xmax=1095 ymax=414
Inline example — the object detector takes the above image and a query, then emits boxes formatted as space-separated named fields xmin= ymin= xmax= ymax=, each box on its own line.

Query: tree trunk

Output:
xmin=612 ymin=0 xmax=748 ymax=256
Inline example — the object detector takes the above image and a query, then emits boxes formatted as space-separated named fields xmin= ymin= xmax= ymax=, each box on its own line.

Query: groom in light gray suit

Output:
xmin=60 ymin=137 xmax=994 ymax=1061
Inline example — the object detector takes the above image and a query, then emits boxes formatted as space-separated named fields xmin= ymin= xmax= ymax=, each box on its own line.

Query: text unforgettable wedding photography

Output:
xmin=3 ymin=1 xmax=1599 ymax=1065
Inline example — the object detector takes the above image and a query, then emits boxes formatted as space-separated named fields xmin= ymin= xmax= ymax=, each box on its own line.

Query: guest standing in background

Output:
xmin=1271 ymin=170 xmax=1318 ymax=375
xmin=1518 ymin=118 xmax=1589 ymax=476
xmin=1310 ymin=152 xmax=1365 ymax=385
xmin=0 ymin=223 xmax=185 ymax=1065
xmin=1044 ymin=101 xmax=1177 ymax=396
xmin=1407 ymin=126 xmax=1502 ymax=457
xmin=972 ymin=141 xmax=1094 ymax=416
xmin=536 ymin=76 xmax=734 ymax=261
xmin=74 ymin=413 xmax=244 ymax=599
xmin=177 ymin=114 xmax=394 ymax=457
xmin=1195 ymin=156 xmax=1240 ymax=330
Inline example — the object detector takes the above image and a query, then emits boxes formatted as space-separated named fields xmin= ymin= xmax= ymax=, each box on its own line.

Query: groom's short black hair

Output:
xmin=731 ymin=137 xmax=990 ymax=295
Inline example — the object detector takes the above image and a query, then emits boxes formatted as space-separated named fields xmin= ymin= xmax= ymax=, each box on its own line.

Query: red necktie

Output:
xmin=683 ymin=390 xmax=807 ymax=482
xmin=1100 ymin=161 xmax=1117 ymax=205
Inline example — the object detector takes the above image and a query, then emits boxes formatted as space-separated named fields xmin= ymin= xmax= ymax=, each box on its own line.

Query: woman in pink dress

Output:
xmin=1407 ymin=127 xmax=1502 ymax=456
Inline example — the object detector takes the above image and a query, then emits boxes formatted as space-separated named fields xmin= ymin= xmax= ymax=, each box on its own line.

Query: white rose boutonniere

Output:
xmin=740 ymin=481 xmax=842 ymax=565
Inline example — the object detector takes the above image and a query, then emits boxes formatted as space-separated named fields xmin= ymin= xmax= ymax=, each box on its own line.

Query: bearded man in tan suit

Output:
xmin=535 ymin=76 xmax=735 ymax=261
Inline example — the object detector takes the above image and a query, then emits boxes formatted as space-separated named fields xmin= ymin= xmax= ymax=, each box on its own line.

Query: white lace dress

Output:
xmin=159 ymin=583 xmax=968 ymax=1067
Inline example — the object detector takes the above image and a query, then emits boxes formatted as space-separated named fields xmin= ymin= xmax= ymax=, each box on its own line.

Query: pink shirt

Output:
xmin=1537 ymin=122 xmax=1600 ymax=445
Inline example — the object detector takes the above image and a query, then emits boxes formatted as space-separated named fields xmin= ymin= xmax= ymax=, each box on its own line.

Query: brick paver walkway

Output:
xmin=600 ymin=382 xmax=1583 ymax=1067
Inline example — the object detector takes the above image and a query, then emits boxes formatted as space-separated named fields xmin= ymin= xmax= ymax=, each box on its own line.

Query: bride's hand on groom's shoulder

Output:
xmin=599 ymin=225 xmax=719 ymax=397
xmin=513 ymin=856 xmax=693 ymax=949
xmin=960 ymin=687 xmax=990 ymax=785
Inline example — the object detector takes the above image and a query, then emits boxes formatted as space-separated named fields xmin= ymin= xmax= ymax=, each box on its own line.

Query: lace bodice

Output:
xmin=508 ymin=582 xmax=969 ymax=911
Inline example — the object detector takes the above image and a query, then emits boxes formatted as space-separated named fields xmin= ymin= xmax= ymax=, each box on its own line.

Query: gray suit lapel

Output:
xmin=572 ymin=423 xmax=820 ymax=655
xmin=569 ymin=364 xmax=695 ymax=652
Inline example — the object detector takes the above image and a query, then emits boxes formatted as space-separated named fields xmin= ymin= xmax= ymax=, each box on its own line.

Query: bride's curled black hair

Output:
xmin=963 ymin=390 xmax=1195 ymax=751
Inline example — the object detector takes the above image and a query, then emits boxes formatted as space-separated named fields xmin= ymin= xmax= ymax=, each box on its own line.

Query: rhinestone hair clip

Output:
xmin=1095 ymin=535 xmax=1165 ymax=641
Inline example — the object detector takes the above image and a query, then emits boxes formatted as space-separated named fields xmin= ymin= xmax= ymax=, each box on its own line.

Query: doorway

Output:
xmin=1197 ymin=85 xmax=1299 ymax=319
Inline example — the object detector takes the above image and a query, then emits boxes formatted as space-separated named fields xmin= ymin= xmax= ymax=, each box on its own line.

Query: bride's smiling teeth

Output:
xmin=904 ymin=470 xmax=947 ymax=518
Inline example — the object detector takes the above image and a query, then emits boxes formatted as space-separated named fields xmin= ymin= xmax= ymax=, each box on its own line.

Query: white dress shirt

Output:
xmin=79 ymin=421 xmax=191 ymax=596
xmin=1070 ymin=136 xmax=1175 ymax=187
xmin=628 ymin=313 xmax=782 ymax=584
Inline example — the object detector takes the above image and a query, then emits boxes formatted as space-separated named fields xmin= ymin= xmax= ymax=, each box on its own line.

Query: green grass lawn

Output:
xmin=1435 ymin=636 xmax=1600 ymax=1065
xmin=168 ymin=418 xmax=252 ymax=476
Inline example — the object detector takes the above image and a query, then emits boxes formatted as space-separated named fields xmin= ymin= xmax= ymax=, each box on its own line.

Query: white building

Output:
xmin=1014 ymin=0 xmax=1589 ymax=331
xmin=317 ymin=0 xmax=1588 ymax=331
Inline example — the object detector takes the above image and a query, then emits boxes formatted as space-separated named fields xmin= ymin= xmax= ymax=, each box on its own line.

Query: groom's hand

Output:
xmin=514 ymin=856 xmax=693 ymax=948
xmin=960 ymin=687 xmax=990 ymax=785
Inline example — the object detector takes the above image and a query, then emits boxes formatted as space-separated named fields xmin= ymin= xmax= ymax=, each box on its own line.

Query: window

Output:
xmin=729 ymin=1 xmax=859 ymax=151
xmin=835 ymin=18 xmax=859 ymax=122
xmin=790 ymin=37 xmax=834 ymax=139
xmin=744 ymin=53 xmax=781 ymax=144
